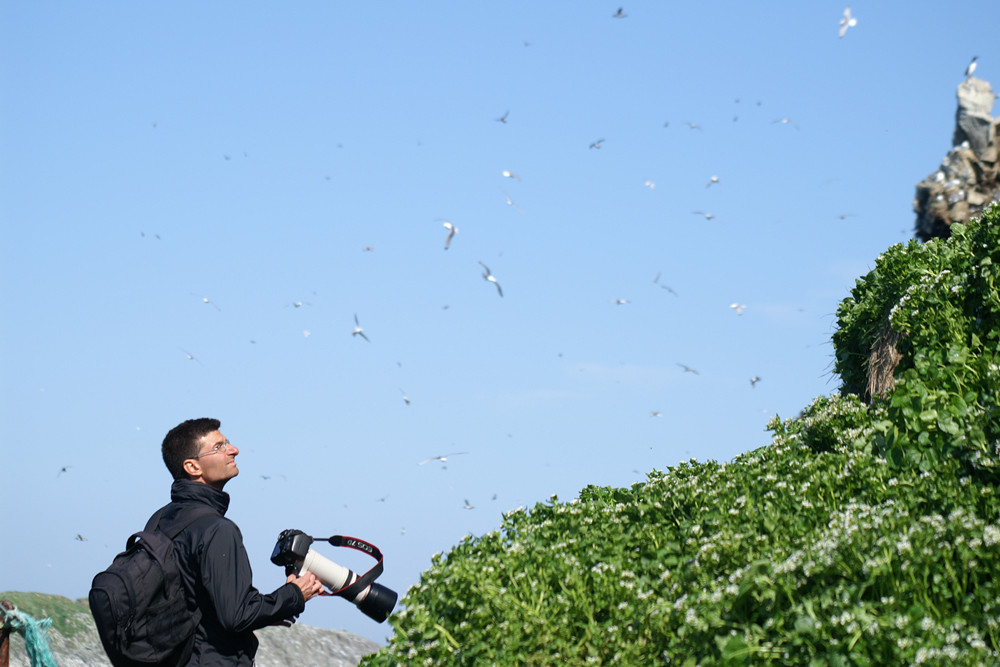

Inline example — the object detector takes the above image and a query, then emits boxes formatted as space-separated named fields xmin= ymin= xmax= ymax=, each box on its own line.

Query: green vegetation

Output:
xmin=0 ymin=592 xmax=92 ymax=639
xmin=364 ymin=205 xmax=1000 ymax=666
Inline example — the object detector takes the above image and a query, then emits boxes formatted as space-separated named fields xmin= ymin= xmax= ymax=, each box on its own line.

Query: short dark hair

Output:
xmin=162 ymin=418 xmax=221 ymax=480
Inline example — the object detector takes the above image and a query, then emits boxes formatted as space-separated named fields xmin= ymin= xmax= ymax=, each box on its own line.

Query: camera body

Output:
xmin=271 ymin=529 xmax=397 ymax=623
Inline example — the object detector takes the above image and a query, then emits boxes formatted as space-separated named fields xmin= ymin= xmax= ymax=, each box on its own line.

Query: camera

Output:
xmin=270 ymin=529 xmax=397 ymax=623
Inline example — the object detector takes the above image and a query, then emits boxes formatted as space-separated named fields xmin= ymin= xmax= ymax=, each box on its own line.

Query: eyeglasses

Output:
xmin=192 ymin=439 xmax=233 ymax=459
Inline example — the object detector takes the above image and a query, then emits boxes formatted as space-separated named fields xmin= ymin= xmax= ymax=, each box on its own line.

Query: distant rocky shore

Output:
xmin=1 ymin=592 xmax=381 ymax=667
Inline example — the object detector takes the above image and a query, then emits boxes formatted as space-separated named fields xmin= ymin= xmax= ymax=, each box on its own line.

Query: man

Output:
xmin=159 ymin=417 xmax=323 ymax=666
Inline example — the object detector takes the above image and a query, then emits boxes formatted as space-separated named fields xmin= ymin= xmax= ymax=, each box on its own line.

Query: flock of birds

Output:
xmin=122 ymin=8 xmax=982 ymax=521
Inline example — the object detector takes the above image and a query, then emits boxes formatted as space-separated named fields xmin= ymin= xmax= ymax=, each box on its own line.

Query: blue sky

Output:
xmin=2 ymin=2 xmax=997 ymax=645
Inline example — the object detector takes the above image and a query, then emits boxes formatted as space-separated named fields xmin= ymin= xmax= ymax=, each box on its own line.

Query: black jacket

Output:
xmin=159 ymin=479 xmax=305 ymax=666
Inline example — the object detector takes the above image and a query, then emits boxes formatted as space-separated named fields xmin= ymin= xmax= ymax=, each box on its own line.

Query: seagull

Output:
xmin=772 ymin=117 xmax=800 ymax=130
xmin=400 ymin=388 xmax=411 ymax=405
xmin=693 ymin=211 xmax=716 ymax=221
xmin=838 ymin=7 xmax=857 ymax=38
xmin=612 ymin=298 xmax=630 ymax=305
xmin=57 ymin=466 xmax=72 ymax=477
xmin=290 ymin=301 xmax=312 ymax=308
xmin=612 ymin=7 xmax=626 ymax=18
xmin=685 ymin=121 xmax=703 ymax=132
xmin=179 ymin=348 xmax=204 ymax=366
xmin=362 ymin=245 xmax=375 ymax=252
xmin=497 ymin=110 xmax=510 ymax=123
xmin=75 ymin=534 xmax=87 ymax=542
xmin=750 ymin=376 xmax=761 ymax=388
xmin=502 ymin=190 xmax=524 ymax=213
xmin=479 ymin=261 xmax=503 ymax=297
xmin=589 ymin=138 xmax=605 ymax=149
xmin=650 ymin=411 xmax=662 ymax=417
xmin=730 ymin=303 xmax=747 ymax=315
xmin=965 ymin=56 xmax=978 ymax=79
xmin=661 ymin=284 xmax=678 ymax=296
xmin=440 ymin=220 xmax=458 ymax=250
xmin=418 ymin=452 xmax=468 ymax=465
xmin=706 ymin=175 xmax=720 ymax=188
xmin=644 ymin=180 xmax=655 ymax=190
xmin=351 ymin=314 xmax=370 ymax=342
xmin=193 ymin=294 xmax=221 ymax=311
xmin=463 ymin=499 xmax=475 ymax=510
xmin=502 ymin=170 xmax=520 ymax=181
xmin=677 ymin=363 xmax=699 ymax=375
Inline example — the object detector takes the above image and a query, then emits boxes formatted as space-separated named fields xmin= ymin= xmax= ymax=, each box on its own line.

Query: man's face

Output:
xmin=190 ymin=429 xmax=240 ymax=489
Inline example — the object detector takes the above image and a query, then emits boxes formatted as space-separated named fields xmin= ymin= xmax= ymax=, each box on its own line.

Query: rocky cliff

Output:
xmin=1 ymin=593 xmax=381 ymax=667
xmin=914 ymin=75 xmax=1000 ymax=240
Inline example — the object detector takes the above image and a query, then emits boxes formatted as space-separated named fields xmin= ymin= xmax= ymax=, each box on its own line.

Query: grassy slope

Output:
xmin=0 ymin=592 xmax=93 ymax=639
xmin=364 ymin=206 xmax=1000 ymax=665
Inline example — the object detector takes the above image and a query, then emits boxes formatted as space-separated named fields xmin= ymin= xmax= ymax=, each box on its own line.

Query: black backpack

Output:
xmin=89 ymin=505 xmax=215 ymax=666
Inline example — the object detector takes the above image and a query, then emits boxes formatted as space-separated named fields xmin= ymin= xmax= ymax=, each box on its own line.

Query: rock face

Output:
xmin=2 ymin=594 xmax=382 ymax=667
xmin=914 ymin=76 xmax=1000 ymax=241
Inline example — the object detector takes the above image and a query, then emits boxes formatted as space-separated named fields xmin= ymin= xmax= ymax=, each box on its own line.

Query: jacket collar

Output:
xmin=170 ymin=478 xmax=231 ymax=515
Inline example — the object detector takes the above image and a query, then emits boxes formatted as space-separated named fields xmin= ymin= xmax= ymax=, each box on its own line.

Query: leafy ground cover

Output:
xmin=364 ymin=205 xmax=1000 ymax=666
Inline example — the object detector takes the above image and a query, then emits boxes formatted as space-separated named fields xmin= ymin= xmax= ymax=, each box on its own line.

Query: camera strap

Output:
xmin=318 ymin=535 xmax=384 ymax=601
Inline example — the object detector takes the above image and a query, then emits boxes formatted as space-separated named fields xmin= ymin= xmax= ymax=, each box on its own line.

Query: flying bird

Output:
xmin=730 ymin=303 xmax=747 ymax=315
xmin=685 ymin=121 xmax=703 ymax=131
xmin=677 ymin=363 xmax=699 ymax=375
xmin=75 ymin=534 xmax=87 ymax=542
xmin=193 ymin=294 xmax=221 ymax=311
xmin=589 ymin=138 xmax=605 ymax=149
xmin=502 ymin=190 xmax=524 ymax=213
xmin=693 ymin=211 xmax=716 ymax=221
xmin=179 ymin=348 xmax=204 ymax=366
xmin=418 ymin=452 xmax=468 ymax=465
xmin=650 ymin=411 xmax=662 ymax=418
xmin=440 ymin=220 xmax=458 ymax=250
xmin=501 ymin=170 xmax=520 ymax=181
xmin=57 ymin=466 xmax=72 ymax=477
xmin=497 ymin=110 xmax=509 ymax=123
xmin=772 ymin=117 xmax=800 ymax=129
xmin=838 ymin=7 xmax=857 ymax=38
xmin=479 ymin=261 xmax=503 ymax=297
xmin=463 ymin=499 xmax=475 ymax=510
xmin=706 ymin=175 xmax=720 ymax=188
xmin=351 ymin=314 xmax=370 ymax=342
xmin=400 ymin=388 xmax=411 ymax=405
xmin=750 ymin=376 xmax=762 ymax=388
xmin=612 ymin=299 xmax=630 ymax=305
xmin=612 ymin=7 xmax=627 ymax=18
xmin=644 ymin=180 xmax=655 ymax=190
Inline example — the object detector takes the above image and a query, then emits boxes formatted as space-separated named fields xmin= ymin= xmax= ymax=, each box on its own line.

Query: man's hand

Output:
xmin=288 ymin=570 xmax=324 ymax=602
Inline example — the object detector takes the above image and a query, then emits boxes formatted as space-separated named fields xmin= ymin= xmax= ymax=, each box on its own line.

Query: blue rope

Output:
xmin=1 ymin=604 xmax=59 ymax=667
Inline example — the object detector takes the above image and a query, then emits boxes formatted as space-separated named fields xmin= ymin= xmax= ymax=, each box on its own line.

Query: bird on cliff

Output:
xmin=838 ymin=7 xmax=857 ymax=38
xmin=966 ymin=56 xmax=978 ymax=79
